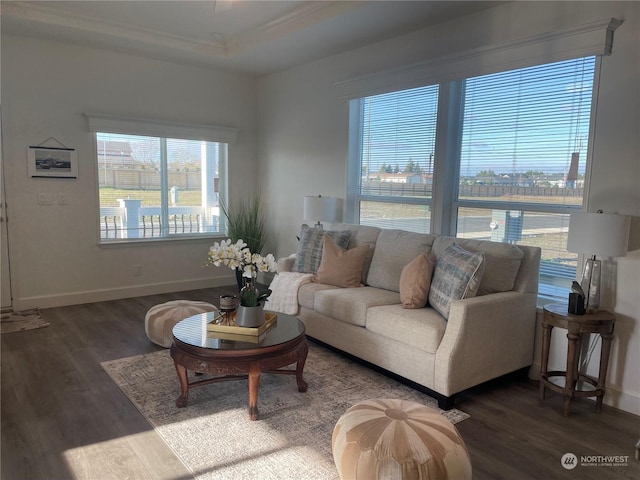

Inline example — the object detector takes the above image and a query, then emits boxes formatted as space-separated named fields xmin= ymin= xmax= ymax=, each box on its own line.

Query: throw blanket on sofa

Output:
xmin=265 ymin=272 xmax=314 ymax=315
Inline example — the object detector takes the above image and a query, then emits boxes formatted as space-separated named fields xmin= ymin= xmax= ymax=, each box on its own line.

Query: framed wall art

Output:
xmin=27 ymin=146 xmax=78 ymax=178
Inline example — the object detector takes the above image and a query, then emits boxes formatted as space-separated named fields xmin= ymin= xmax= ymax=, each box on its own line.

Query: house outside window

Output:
xmin=96 ymin=132 xmax=226 ymax=241
xmin=87 ymin=114 xmax=237 ymax=243
xmin=349 ymin=56 xmax=597 ymax=301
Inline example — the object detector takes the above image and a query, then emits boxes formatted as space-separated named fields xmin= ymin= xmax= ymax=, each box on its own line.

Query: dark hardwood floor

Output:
xmin=2 ymin=287 xmax=638 ymax=479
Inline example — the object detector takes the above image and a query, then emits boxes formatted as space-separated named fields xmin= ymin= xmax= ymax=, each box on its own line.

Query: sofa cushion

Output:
xmin=429 ymin=244 xmax=485 ymax=320
xmin=329 ymin=223 xmax=381 ymax=284
xmin=314 ymin=287 xmax=401 ymax=327
xmin=433 ymin=237 xmax=523 ymax=295
xmin=366 ymin=304 xmax=447 ymax=354
xmin=298 ymin=282 xmax=339 ymax=310
xmin=399 ymin=252 xmax=437 ymax=309
xmin=292 ymin=224 xmax=351 ymax=274
xmin=277 ymin=254 xmax=297 ymax=272
xmin=329 ymin=223 xmax=381 ymax=248
xmin=367 ymin=229 xmax=436 ymax=292
xmin=316 ymin=235 xmax=372 ymax=288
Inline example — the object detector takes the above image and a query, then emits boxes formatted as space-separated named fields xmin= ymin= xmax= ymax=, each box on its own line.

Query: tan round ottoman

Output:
xmin=144 ymin=300 xmax=217 ymax=348
xmin=332 ymin=398 xmax=472 ymax=480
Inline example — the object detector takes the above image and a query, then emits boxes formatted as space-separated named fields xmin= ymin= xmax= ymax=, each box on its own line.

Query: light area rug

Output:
xmin=0 ymin=309 xmax=49 ymax=334
xmin=101 ymin=342 xmax=469 ymax=480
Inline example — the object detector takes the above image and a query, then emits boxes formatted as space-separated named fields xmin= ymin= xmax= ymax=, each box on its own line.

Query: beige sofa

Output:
xmin=278 ymin=223 xmax=541 ymax=409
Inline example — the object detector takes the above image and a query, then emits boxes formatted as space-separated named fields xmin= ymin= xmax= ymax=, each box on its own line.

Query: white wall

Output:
xmin=257 ymin=1 xmax=640 ymax=414
xmin=1 ymin=35 xmax=257 ymax=309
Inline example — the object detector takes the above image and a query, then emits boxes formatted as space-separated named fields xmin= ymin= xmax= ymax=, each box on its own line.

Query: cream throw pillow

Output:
xmin=399 ymin=252 xmax=437 ymax=309
xmin=315 ymin=235 xmax=371 ymax=288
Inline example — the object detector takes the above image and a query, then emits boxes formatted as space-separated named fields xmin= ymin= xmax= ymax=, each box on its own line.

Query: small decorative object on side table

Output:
xmin=539 ymin=303 xmax=615 ymax=416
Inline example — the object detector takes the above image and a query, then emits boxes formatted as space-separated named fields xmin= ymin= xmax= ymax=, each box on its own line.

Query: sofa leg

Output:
xmin=437 ymin=395 xmax=455 ymax=410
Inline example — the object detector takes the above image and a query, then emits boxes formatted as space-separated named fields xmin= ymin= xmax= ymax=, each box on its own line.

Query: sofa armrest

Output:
xmin=434 ymin=291 xmax=537 ymax=396
xmin=277 ymin=254 xmax=296 ymax=273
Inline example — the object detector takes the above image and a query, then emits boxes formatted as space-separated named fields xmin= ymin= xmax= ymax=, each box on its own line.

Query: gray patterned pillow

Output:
xmin=429 ymin=244 xmax=485 ymax=320
xmin=292 ymin=225 xmax=351 ymax=274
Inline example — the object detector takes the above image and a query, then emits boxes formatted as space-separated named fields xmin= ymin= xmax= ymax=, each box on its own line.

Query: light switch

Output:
xmin=38 ymin=192 xmax=53 ymax=205
xmin=58 ymin=192 xmax=68 ymax=205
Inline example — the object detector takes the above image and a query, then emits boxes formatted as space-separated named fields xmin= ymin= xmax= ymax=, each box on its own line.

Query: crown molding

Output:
xmin=227 ymin=1 xmax=361 ymax=53
xmin=1 ymin=2 xmax=228 ymax=56
xmin=2 ymin=1 xmax=363 ymax=60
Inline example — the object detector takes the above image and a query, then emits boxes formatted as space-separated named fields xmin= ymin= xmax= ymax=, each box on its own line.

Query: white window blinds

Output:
xmin=455 ymin=56 xmax=597 ymax=299
xmin=356 ymin=84 xmax=439 ymax=232
xmin=360 ymin=84 xmax=439 ymax=194
xmin=459 ymin=56 xmax=596 ymax=201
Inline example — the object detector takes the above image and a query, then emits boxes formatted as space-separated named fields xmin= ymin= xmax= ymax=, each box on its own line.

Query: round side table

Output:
xmin=539 ymin=303 xmax=615 ymax=416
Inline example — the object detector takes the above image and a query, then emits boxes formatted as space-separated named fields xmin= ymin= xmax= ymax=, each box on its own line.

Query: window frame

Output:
xmin=86 ymin=114 xmax=238 ymax=245
xmin=347 ymin=84 xmax=440 ymax=234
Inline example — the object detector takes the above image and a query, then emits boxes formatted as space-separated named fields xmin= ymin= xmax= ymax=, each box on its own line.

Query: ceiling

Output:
xmin=1 ymin=1 xmax=501 ymax=75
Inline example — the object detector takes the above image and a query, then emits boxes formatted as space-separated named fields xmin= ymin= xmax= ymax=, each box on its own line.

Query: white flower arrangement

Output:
xmin=207 ymin=239 xmax=278 ymax=279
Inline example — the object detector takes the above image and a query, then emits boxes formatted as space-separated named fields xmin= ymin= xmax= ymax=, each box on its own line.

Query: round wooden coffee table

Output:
xmin=170 ymin=311 xmax=308 ymax=420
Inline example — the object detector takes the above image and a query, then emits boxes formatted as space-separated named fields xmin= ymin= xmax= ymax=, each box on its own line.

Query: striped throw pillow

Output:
xmin=429 ymin=244 xmax=485 ymax=320
xmin=292 ymin=224 xmax=351 ymax=274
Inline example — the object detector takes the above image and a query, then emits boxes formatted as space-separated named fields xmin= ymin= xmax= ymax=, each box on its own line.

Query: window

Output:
xmin=355 ymin=84 xmax=439 ymax=233
xmin=96 ymin=132 xmax=227 ymax=241
xmin=349 ymin=56 xmax=597 ymax=300
xmin=455 ymin=57 xmax=595 ymax=298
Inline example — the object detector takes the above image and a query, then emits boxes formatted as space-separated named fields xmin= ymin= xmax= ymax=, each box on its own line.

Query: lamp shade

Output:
xmin=303 ymin=195 xmax=341 ymax=224
xmin=567 ymin=212 xmax=630 ymax=257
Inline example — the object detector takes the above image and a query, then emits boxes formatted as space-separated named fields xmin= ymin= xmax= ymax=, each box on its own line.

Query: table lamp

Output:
xmin=567 ymin=210 xmax=630 ymax=311
xmin=303 ymin=195 xmax=340 ymax=229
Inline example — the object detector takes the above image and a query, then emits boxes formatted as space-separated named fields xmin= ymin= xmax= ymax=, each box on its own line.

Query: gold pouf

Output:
xmin=332 ymin=398 xmax=472 ymax=480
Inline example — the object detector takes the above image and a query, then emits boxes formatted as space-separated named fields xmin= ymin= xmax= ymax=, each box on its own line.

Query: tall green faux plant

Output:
xmin=219 ymin=195 xmax=267 ymax=255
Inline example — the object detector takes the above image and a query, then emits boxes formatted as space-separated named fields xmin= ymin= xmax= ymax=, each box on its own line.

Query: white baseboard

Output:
xmin=15 ymin=274 xmax=236 ymax=310
xmin=529 ymin=360 xmax=639 ymax=416
xmin=596 ymin=384 xmax=640 ymax=416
